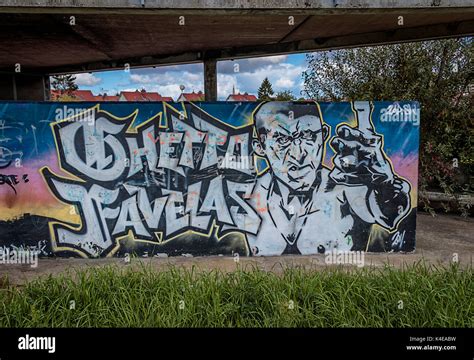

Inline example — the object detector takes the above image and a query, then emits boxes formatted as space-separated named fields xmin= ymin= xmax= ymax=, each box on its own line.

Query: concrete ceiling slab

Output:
xmin=0 ymin=2 xmax=472 ymax=74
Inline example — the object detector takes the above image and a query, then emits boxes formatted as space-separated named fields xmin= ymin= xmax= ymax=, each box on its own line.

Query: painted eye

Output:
xmin=276 ymin=136 xmax=290 ymax=145
xmin=302 ymin=130 xmax=317 ymax=141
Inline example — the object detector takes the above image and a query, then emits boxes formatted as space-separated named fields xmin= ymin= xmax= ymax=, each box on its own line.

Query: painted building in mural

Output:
xmin=0 ymin=101 xmax=419 ymax=258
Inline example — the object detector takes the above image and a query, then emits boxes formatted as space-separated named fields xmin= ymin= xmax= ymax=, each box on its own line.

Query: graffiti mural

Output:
xmin=0 ymin=101 xmax=419 ymax=258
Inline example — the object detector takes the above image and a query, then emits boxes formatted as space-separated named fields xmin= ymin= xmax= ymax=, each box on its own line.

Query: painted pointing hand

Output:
xmin=330 ymin=124 xmax=394 ymax=186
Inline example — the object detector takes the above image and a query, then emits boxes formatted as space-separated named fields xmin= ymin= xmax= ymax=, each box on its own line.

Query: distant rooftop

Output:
xmin=50 ymin=89 xmax=261 ymax=102
xmin=177 ymin=91 xmax=205 ymax=102
xmin=226 ymin=92 xmax=257 ymax=102
xmin=119 ymin=89 xmax=173 ymax=102
xmin=51 ymin=89 xmax=173 ymax=102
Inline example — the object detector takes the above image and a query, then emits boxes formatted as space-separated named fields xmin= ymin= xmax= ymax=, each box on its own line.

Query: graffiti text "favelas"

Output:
xmin=42 ymin=105 xmax=261 ymax=257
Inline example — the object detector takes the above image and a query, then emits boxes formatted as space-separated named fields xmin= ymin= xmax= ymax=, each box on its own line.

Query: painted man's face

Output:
xmin=253 ymin=105 xmax=328 ymax=192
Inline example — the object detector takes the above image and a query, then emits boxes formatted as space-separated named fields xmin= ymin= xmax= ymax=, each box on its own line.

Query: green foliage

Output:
xmin=0 ymin=264 xmax=471 ymax=327
xmin=303 ymin=38 xmax=473 ymax=214
xmin=51 ymin=74 xmax=78 ymax=99
xmin=275 ymin=90 xmax=296 ymax=101
xmin=257 ymin=77 xmax=274 ymax=100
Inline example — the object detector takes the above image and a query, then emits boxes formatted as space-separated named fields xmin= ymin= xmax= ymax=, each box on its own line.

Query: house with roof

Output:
xmin=50 ymin=89 xmax=96 ymax=101
xmin=226 ymin=92 xmax=257 ymax=102
xmin=142 ymin=91 xmax=173 ymax=102
xmin=50 ymin=89 xmax=106 ymax=101
xmin=71 ymin=90 xmax=97 ymax=101
xmin=176 ymin=90 xmax=205 ymax=102
xmin=119 ymin=89 xmax=173 ymax=102
xmin=51 ymin=88 xmax=174 ymax=102
xmin=95 ymin=93 xmax=120 ymax=101
xmin=50 ymin=89 xmax=61 ymax=100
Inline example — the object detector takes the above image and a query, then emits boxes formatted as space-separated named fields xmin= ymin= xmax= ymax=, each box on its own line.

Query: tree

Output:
xmin=275 ymin=90 xmax=296 ymax=101
xmin=51 ymin=74 xmax=78 ymax=100
xmin=303 ymin=38 xmax=473 ymax=215
xmin=257 ymin=77 xmax=274 ymax=100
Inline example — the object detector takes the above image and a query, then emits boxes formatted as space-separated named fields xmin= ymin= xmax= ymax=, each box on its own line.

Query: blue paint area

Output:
xmin=319 ymin=101 xmax=420 ymax=160
xmin=256 ymin=157 xmax=269 ymax=174
xmin=0 ymin=100 xmax=420 ymax=168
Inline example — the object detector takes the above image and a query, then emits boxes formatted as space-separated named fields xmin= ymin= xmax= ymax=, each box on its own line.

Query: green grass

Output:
xmin=0 ymin=262 xmax=472 ymax=327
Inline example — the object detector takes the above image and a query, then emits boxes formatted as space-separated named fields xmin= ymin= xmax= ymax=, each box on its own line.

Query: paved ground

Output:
xmin=1 ymin=212 xmax=472 ymax=286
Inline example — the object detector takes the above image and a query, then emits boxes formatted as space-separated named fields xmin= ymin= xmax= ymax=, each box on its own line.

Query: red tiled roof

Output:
xmin=50 ymin=90 xmax=60 ymax=100
xmin=121 ymin=90 xmax=173 ymax=101
xmin=226 ymin=93 xmax=257 ymax=102
xmin=121 ymin=91 xmax=145 ymax=101
xmin=104 ymin=95 xmax=120 ymax=101
xmin=95 ymin=95 xmax=120 ymax=101
xmin=142 ymin=92 xmax=162 ymax=101
xmin=50 ymin=89 xmax=88 ymax=100
xmin=72 ymin=90 xmax=96 ymax=101
xmin=50 ymin=89 xmax=173 ymax=102
xmin=143 ymin=92 xmax=173 ymax=102
xmin=179 ymin=91 xmax=205 ymax=101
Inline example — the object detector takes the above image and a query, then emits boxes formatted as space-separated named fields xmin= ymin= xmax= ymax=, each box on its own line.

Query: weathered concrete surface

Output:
xmin=0 ymin=4 xmax=472 ymax=75
xmin=1 ymin=1 xmax=473 ymax=11
xmin=1 ymin=212 xmax=472 ymax=286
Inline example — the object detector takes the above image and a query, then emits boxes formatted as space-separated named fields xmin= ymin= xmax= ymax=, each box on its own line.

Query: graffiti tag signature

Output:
xmin=0 ymin=174 xmax=29 ymax=194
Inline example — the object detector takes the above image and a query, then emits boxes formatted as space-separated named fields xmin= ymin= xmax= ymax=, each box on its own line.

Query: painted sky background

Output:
xmin=65 ymin=54 xmax=308 ymax=101
xmin=0 ymin=101 xmax=419 ymax=221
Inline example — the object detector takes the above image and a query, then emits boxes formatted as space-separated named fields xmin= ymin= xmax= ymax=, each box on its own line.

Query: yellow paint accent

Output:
xmin=0 ymin=205 xmax=80 ymax=223
xmin=114 ymin=219 xmax=249 ymax=257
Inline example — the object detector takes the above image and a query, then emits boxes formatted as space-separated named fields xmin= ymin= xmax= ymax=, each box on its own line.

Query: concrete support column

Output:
xmin=0 ymin=73 xmax=49 ymax=101
xmin=204 ymin=58 xmax=217 ymax=101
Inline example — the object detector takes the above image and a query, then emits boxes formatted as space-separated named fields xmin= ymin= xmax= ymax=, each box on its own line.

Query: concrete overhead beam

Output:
xmin=45 ymin=51 xmax=203 ymax=75
xmin=216 ymin=19 xmax=474 ymax=58
xmin=0 ymin=1 xmax=473 ymax=15
xmin=44 ymin=19 xmax=474 ymax=75
xmin=0 ymin=0 xmax=472 ymax=9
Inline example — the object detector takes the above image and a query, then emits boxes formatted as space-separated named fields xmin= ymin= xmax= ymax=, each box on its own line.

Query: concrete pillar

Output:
xmin=204 ymin=58 xmax=217 ymax=101
xmin=0 ymin=73 xmax=49 ymax=101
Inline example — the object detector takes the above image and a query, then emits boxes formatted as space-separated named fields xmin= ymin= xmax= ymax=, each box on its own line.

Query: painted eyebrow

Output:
xmin=276 ymin=125 xmax=291 ymax=134
xmin=274 ymin=131 xmax=290 ymax=139
xmin=304 ymin=129 xmax=323 ymax=135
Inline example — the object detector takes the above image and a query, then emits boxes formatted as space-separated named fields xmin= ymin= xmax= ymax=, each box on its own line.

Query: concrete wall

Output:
xmin=0 ymin=101 xmax=419 ymax=258
xmin=0 ymin=73 xmax=48 ymax=100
